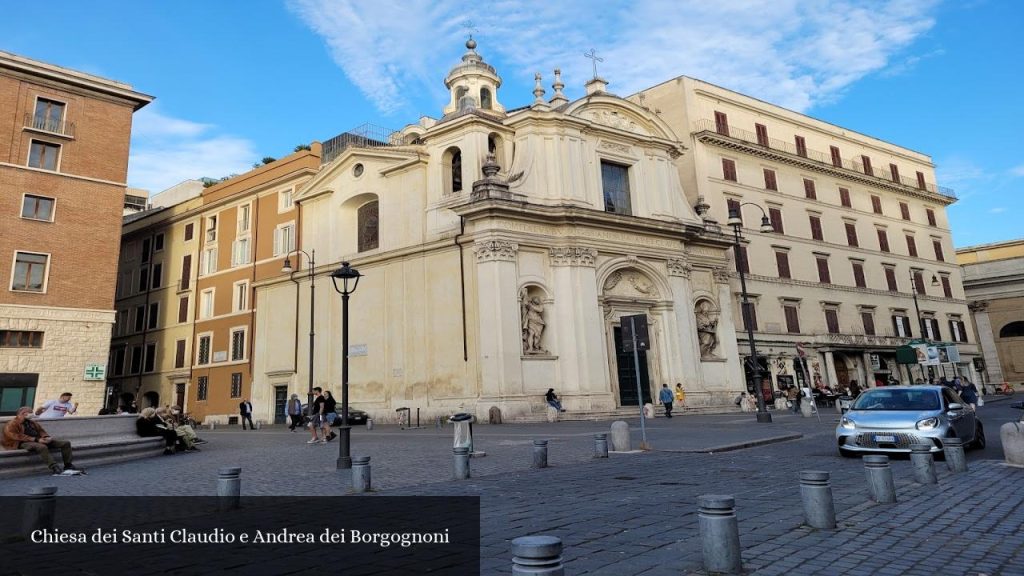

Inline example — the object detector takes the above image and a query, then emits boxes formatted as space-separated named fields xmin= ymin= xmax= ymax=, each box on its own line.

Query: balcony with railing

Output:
xmin=321 ymin=123 xmax=404 ymax=165
xmin=693 ymin=119 xmax=955 ymax=201
xmin=23 ymin=113 xmax=75 ymax=138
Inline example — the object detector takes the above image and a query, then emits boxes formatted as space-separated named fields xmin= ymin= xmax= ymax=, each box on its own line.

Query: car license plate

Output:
xmin=874 ymin=435 xmax=896 ymax=443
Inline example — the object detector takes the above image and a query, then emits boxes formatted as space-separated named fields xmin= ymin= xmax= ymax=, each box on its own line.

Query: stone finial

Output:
xmin=694 ymin=195 xmax=711 ymax=219
xmin=550 ymin=68 xmax=569 ymax=106
xmin=533 ymin=72 xmax=546 ymax=104
xmin=481 ymin=153 xmax=500 ymax=178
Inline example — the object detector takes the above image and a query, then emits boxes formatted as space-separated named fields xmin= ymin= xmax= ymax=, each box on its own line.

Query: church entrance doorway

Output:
xmin=613 ymin=326 xmax=652 ymax=406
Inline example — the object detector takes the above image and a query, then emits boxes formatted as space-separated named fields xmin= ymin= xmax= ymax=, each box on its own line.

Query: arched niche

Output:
xmin=519 ymin=283 xmax=552 ymax=355
xmin=357 ymin=200 xmax=379 ymax=252
xmin=442 ymin=146 xmax=463 ymax=195
xmin=480 ymin=87 xmax=493 ymax=110
xmin=340 ymin=192 xmax=380 ymax=255
xmin=487 ymin=133 xmax=505 ymax=169
xmin=1000 ymin=321 xmax=1024 ymax=338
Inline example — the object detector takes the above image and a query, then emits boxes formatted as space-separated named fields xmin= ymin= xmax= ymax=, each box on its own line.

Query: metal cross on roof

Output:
xmin=462 ymin=20 xmax=478 ymax=39
xmin=584 ymin=48 xmax=603 ymax=79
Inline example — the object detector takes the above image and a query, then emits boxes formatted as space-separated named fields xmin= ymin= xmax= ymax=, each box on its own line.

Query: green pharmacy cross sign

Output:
xmin=84 ymin=363 xmax=106 ymax=381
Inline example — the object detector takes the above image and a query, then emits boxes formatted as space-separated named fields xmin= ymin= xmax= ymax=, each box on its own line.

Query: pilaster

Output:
xmin=473 ymin=240 xmax=523 ymax=397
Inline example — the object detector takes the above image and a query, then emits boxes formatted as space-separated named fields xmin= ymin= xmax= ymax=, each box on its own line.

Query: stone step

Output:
xmin=509 ymin=404 xmax=741 ymax=423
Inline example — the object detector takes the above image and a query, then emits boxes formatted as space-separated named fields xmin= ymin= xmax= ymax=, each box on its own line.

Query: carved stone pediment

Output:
xmin=603 ymin=269 xmax=660 ymax=299
xmin=586 ymin=108 xmax=651 ymax=136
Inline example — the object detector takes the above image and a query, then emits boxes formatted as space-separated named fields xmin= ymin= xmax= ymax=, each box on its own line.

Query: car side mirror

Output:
xmin=948 ymin=403 xmax=963 ymax=410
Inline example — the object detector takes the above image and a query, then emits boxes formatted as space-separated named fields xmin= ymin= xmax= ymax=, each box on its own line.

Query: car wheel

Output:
xmin=838 ymin=448 xmax=857 ymax=458
xmin=972 ymin=422 xmax=986 ymax=450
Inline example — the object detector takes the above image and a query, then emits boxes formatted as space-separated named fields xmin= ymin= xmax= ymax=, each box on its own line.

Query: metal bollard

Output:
xmin=453 ymin=447 xmax=470 ymax=480
xmin=352 ymin=456 xmax=371 ymax=493
xmin=943 ymin=438 xmax=967 ymax=473
xmin=863 ymin=455 xmax=896 ymax=503
xmin=594 ymin=433 xmax=609 ymax=459
xmin=799 ymin=471 xmax=836 ymax=529
xmin=909 ymin=444 xmax=938 ymax=484
xmin=533 ymin=440 xmax=548 ymax=469
xmin=511 ymin=535 xmax=564 ymax=575
xmin=217 ymin=467 xmax=241 ymax=510
xmin=698 ymin=495 xmax=743 ymax=575
xmin=22 ymin=486 xmax=58 ymax=537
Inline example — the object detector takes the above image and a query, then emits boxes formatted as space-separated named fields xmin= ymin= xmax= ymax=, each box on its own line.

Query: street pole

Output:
xmin=337 ymin=289 xmax=352 ymax=469
xmin=733 ymin=224 xmax=772 ymax=423
xmin=629 ymin=316 xmax=649 ymax=449
xmin=307 ymin=252 xmax=315 ymax=433
xmin=910 ymin=271 xmax=924 ymax=339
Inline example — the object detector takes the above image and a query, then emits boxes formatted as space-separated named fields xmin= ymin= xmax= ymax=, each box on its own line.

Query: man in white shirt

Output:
xmin=36 ymin=392 xmax=78 ymax=419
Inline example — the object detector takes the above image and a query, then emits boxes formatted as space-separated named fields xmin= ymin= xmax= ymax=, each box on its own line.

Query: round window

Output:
xmin=353 ymin=163 xmax=364 ymax=177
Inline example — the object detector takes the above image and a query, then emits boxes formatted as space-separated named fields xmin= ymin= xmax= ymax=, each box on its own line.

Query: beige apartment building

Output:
xmin=957 ymin=239 xmax=1024 ymax=389
xmin=639 ymin=77 xmax=976 ymax=394
xmin=0 ymin=50 xmax=151 ymax=416
xmin=109 ymin=146 xmax=320 ymax=421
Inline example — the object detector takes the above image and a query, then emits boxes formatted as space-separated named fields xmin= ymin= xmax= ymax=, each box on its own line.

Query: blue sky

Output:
xmin=2 ymin=1 xmax=1019 ymax=248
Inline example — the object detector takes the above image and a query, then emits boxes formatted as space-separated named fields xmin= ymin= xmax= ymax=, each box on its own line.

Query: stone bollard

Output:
xmin=800 ymin=399 xmax=814 ymax=418
xmin=453 ymin=447 xmax=470 ymax=480
xmin=352 ymin=456 xmax=371 ymax=493
xmin=609 ymin=421 xmax=631 ymax=451
xmin=532 ymin=440 xmax=548 ymax=469
xmin=365 ymin=418 xmax=374 ymax=431
xmin=799 ymin=471 xmax=836 ymax=529
xmin=511 ymin=535 xmax=564 ymax=575
xmin=698 ymin=495 xmax=742 ymax=575
xmin=909 ymin=444 xmax=938 ymax=484
xmin=208 ymin=421 xmax=216 ymax=431
xmin=22 ymin=486 xmax=58 ymax=537
xmin=863 ymin=455 xmax=896 ymax=503
xmin=943 ymin=438 xmax=967 ymax=473
xmin=1001 ymin=422 xmax=1024 ymax=467
xmin=217 ymin=467 xmax=241 ymax=510
xmin=594 ymin=433 xmax=609 ymax=459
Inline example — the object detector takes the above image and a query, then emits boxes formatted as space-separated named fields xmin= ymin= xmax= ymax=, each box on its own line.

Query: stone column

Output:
xmin=550 ymin=247 xmax=603 ymax=398
xmin=474 ymin=240 xmax=523 ymax=398
xmin=714 ymin=268 xmax=745 ymax=387
xmin=824 ymin=351 xmax=839 ymax=388
xmin=861 ymin=352 xmax=874 ymax=387
xmin=667 ymin=259 xmax=702 ymax=387
xmin=971 ymin=306 xmax=1004 ymax=384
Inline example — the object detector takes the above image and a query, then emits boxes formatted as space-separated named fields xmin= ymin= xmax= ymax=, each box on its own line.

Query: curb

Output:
xmin=657 ymin=432 xmax=804 ymax=454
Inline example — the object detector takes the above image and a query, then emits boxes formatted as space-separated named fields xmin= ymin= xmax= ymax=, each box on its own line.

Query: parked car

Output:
xmin=836 ymin=385 xmax=984 ymax=457
xmin=301 ymin=404 xmax=369 ymax=426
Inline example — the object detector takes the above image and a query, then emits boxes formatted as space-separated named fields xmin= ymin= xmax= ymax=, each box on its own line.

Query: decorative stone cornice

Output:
xmin=713 ymin=268 xmax=731 ymax=284
xmin=667 ymin=258 xmax=692 ymax=278
xmin=0 ymin=304 xmax=114 ymax=324
xmin=474 ymin=240 xmax=519 ymax=263
xmin=549 ymin=247 xmax=597 ymax=267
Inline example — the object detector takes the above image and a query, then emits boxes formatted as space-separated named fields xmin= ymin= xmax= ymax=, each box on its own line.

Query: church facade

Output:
xmin=250 ymin=41 xmax=744 ymax=423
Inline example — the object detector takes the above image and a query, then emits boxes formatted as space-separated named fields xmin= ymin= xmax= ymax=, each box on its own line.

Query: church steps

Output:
xmin=509 ymin=404 xmax=740 ymax=423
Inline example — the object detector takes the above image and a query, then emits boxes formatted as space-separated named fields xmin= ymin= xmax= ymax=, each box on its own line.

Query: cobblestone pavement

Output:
xmin=1 ymin=399 xmax=1020 ymax=575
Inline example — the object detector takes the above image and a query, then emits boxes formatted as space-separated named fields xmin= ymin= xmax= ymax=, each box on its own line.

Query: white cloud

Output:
xmin=288 ymin=0 xmax=939 ymax=114
xmin=127 ymin=106 xmax=257 ymax=193
xmin=989 ymin=207 xmax=1007 ymax=214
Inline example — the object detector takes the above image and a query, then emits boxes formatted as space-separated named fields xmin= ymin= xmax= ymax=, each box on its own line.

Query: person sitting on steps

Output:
xmin=545 ymin=388 xmax=566 ymax=412
xmin=136 ymin=407 xmax=185 ymax=455
xmin=2 ymin=406 xmax=82 ymax=475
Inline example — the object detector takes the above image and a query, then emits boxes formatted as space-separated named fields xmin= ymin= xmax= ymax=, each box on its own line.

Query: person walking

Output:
xmin=239 ymin=399 xmax=255 ymax=430
xmin=959 ymin=379 xmax=980 ymax=410
xmin=36 ymin=392 xmax=78 ymax=418
xmin=659 ymin=383 xmax=674 ymax=418
xmin=3 ymin=407 xmax=81 ymax=475
xmin=674 ymin=383 xmax=687 ymax=409
xmin=323 ymin=391 xmax=338 ymax=442
xmin=287 ymin=394 xmax=303 ymax=431
xmin=307 ymin=387 xmax=325 ymax=444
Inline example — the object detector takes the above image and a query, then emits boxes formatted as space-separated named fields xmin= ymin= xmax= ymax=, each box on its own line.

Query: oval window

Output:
xmin=353 ymin=163 xmax=364 ymax=177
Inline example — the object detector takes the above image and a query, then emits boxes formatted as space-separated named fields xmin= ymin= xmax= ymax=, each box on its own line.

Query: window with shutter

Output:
xmin=715 ymin=111 xmax=729 ymax=135
xmin=830 ymin=146 xmax=842 ymax=167
xmin=763 ymin=168 xmax=777 ymax=190
xmin=933 ymin=240 xmax=944 ymax=262
xmin=906 ymin=235 xmax=918 ymax=257
xmin=862 ymin=312 xmax=876 ymax=336
xmin=755 ymin=123 xmax=768 ymax=146
xmin=816 ymin=258 xmax=831 ymax=284
xmin=839 ymin=188 xmax=851 ymax=207
xmin=877 ymin=229 xmax=890 ymax=252
xmin=923 ymin=318 xmax=936 ymax=340
xmin=180 ymin=255 xmax=191 ymax=290
xmin=825 ymin=309 xmax=840 ymax=334
xmin=151 ymin=263 xmax=162 ymax=289
xmin=184 ymin=223 xmax=194 ymax=242
xmin=845 ymin=223 xmax=859 ymax=247
xmin=742 ymin=302 xmax=758 ymax=331
xmin=889 ymin=163 xmax=900 ymax=183
xmin=775 ymin=252 xmax=791 ymax=279
xmin=803 ymin=179 xmax=816 ymax=199
xmin=769 ymin=207 xmax=784 ymax=233
xmin=178 ymin=297 xmax=189 ymax=324
xmin=916 ymin=171 xmax=927 ymax=190
xmin=958 ymin=321 xmax=968 ymax=342
xmin=174 ymin=340 xmax=186 ymax=369
xmin=134 ymin=305 xmax=145 ymax=332
xmin=147 ymin=302 xmax=158 ymax=330
xmin=784 ymin=305 xmax=800 ymax=333
xmin=861 ymin=155 xmax=873 ymax=176
xmin=913 ymin=271 xmax=925 ymax=294
xmin=722 ymin=158 xmax=737 ymax=182
xmin=852 ymin=262 xmax=866 ymax=288
xmin=735 ymin=245 xmax=749 ymax=274
xmin=926 ymin=208 xmax=936 ymax=227
xmin=871 ymin=195 xmax=882 ymax=214
xmin=884 ymin=267 xmax=898 ymax=292
xmin=809 ymin=216 xmax=823 ymax=241
xmin=900 ymin=202 xmax=911 ymax=220
xmin=795 ymin=136 xmax=807 ymax=157
xmin=941 ymin=276 xmax=952 ymax=298
xmin=949 ymin=320 xmax=960 ymax=343
xmin=727 ymin=198 xmax=742 ymax=222
xmin=893 ymin=315 xmax=904 ymax=337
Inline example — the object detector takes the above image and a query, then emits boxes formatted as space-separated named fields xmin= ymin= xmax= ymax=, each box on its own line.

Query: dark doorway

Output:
xmin=835 ymin=359 xmax=851 ymax=389
xmin=274 ymin=386 xmax=288 ymax=424
xmin=743 ymin=356 xmax=773 ymax=403
xmin=614 ymin=326 xmax=652 ymax=406
xmin=175 ymin=383 xmax=185 ymax=410
xmin=143 ymin=391 xmax=159 ymax=408
xmin=0 ymin=373 xmax=38 ymax=416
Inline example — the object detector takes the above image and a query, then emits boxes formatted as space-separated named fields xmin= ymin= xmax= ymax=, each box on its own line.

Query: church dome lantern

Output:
xmin=443 ymin=38 xmax=505 ymax=116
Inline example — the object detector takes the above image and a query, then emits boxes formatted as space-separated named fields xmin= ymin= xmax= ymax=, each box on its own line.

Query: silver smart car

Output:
xmin=836 ymin=385 xmax=985 ymax=456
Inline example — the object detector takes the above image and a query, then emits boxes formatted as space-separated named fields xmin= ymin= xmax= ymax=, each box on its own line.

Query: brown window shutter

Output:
xmin=941 ymin=276 xmax=952 ymax=298
xmin=763 ymin=168 xmax=777 ymax=190
xmin=839 ymin=188 xmax=851 ymax=207
xmin=180 ymin=255 xmax=191 ymax=291
xmin=735 ymin=245 xmax=749 ymax=274
xmin=933 ymin=240 xmax=944 ymax=262
xmin=871 ymin=195 xmax=882 ymax=214
xmin=900 ymin=202 xmax=910 ymax=220
xmin=926 ymin=209 xmax=936 ymax=227
xmin=845 ymin=223 xmax=858 ymax=247
xmin=769 ymin=207 xmax=784 ymax=233
xmin=914 ymin=271 xmax=925 ymax=294
xmin=178 ymin=296 xmax=189 ymax=323
xmin=959 ymin=321 xmax=968 ymax=342
xmin=862 ymin=312 xmax=875 ymax=336
xmin=785 ymin=305 xmax=800 ymax=333
xmin=776 ymin=252 xmax=791 ymax=279
xmin=803 ymin=178 xmax=816 ymax=199
xmin=184 ymin=223 xmax=194 ymax=242
xmin=877 ymin=229 xmax=890 ymax=252
xmin=861 ymin=155 xmax=873 ymax=176
xmin=817 ymin=258 xmax=831 ymax=284
xmin=174 ymin=340 xmax=186 ymax=369
xmin=825 ymin=309 xmax=839 ymax=334
xmin=723 ymin=158 xmax=737 ymax=181
xmin=889 ymin=163 xmax=900 ymax=183
xmin=916 ymin=171 xmax=927 ymax=190
xmin=809 ymin=216 xmax=823 ymax=241
xmin=906 ymin=235 xmax=918 ymax=257
xmin=795 ymin=136 xmax=807 ymax=157
xmin=755 ymin=123 xmax=768 ymax=146
xmin=742 ymin=302 xmax=758 ymax=331
xmin=885 ymin=267 xmax=897 ymax=292
xmin=852 ymin=262 xmax=866 ymax=287
xmin=715 ymin=111 xmax=729 ymax=136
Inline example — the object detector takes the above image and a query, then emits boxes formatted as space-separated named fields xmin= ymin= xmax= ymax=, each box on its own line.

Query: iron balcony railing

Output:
xmin=24 ymin=113 xmax=75 ymax=138
xmin=321 ymin=123 xmax=404 ymax=165
xmin=694 ymin=119 xmax=956 ymax=200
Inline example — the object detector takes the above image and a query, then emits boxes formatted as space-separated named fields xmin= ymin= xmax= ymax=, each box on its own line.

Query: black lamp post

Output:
xmin=282 ymin=250 xmax=315 ymax=431
xmin=727 ymin=204 xmax=775 ymax=424
xmin=908 ymin=271 xmax=941 ymax=339
xmin=330 ymin=261 xmax=361 ymax=469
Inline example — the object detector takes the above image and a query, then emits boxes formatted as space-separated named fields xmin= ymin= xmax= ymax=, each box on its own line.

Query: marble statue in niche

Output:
xmin=520 ymin=287 xmax=549 ymax=355
xmin=696 ymin=300 xmax=720 ymax=359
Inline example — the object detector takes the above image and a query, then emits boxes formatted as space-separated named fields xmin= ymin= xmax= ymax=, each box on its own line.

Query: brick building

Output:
xmin=0 ymin=50 xmax=151 ymax=415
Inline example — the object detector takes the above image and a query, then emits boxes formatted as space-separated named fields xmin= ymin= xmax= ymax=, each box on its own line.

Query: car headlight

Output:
xmin=916 ymin=417 xmax=939 ymax=430
xmin=840 ymin=416 xmax=856 ymax=430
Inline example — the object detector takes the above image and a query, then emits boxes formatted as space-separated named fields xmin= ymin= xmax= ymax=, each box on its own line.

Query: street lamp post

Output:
xmin=282 ymin=250 xmax=316 ymax=430
xmin=330 ymin=261 xmax=362 ymax=470
xmin=908 ymin=271 xmax=941 ymax=339
xmin=727 ymin=204 xmax=775 ymax=424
